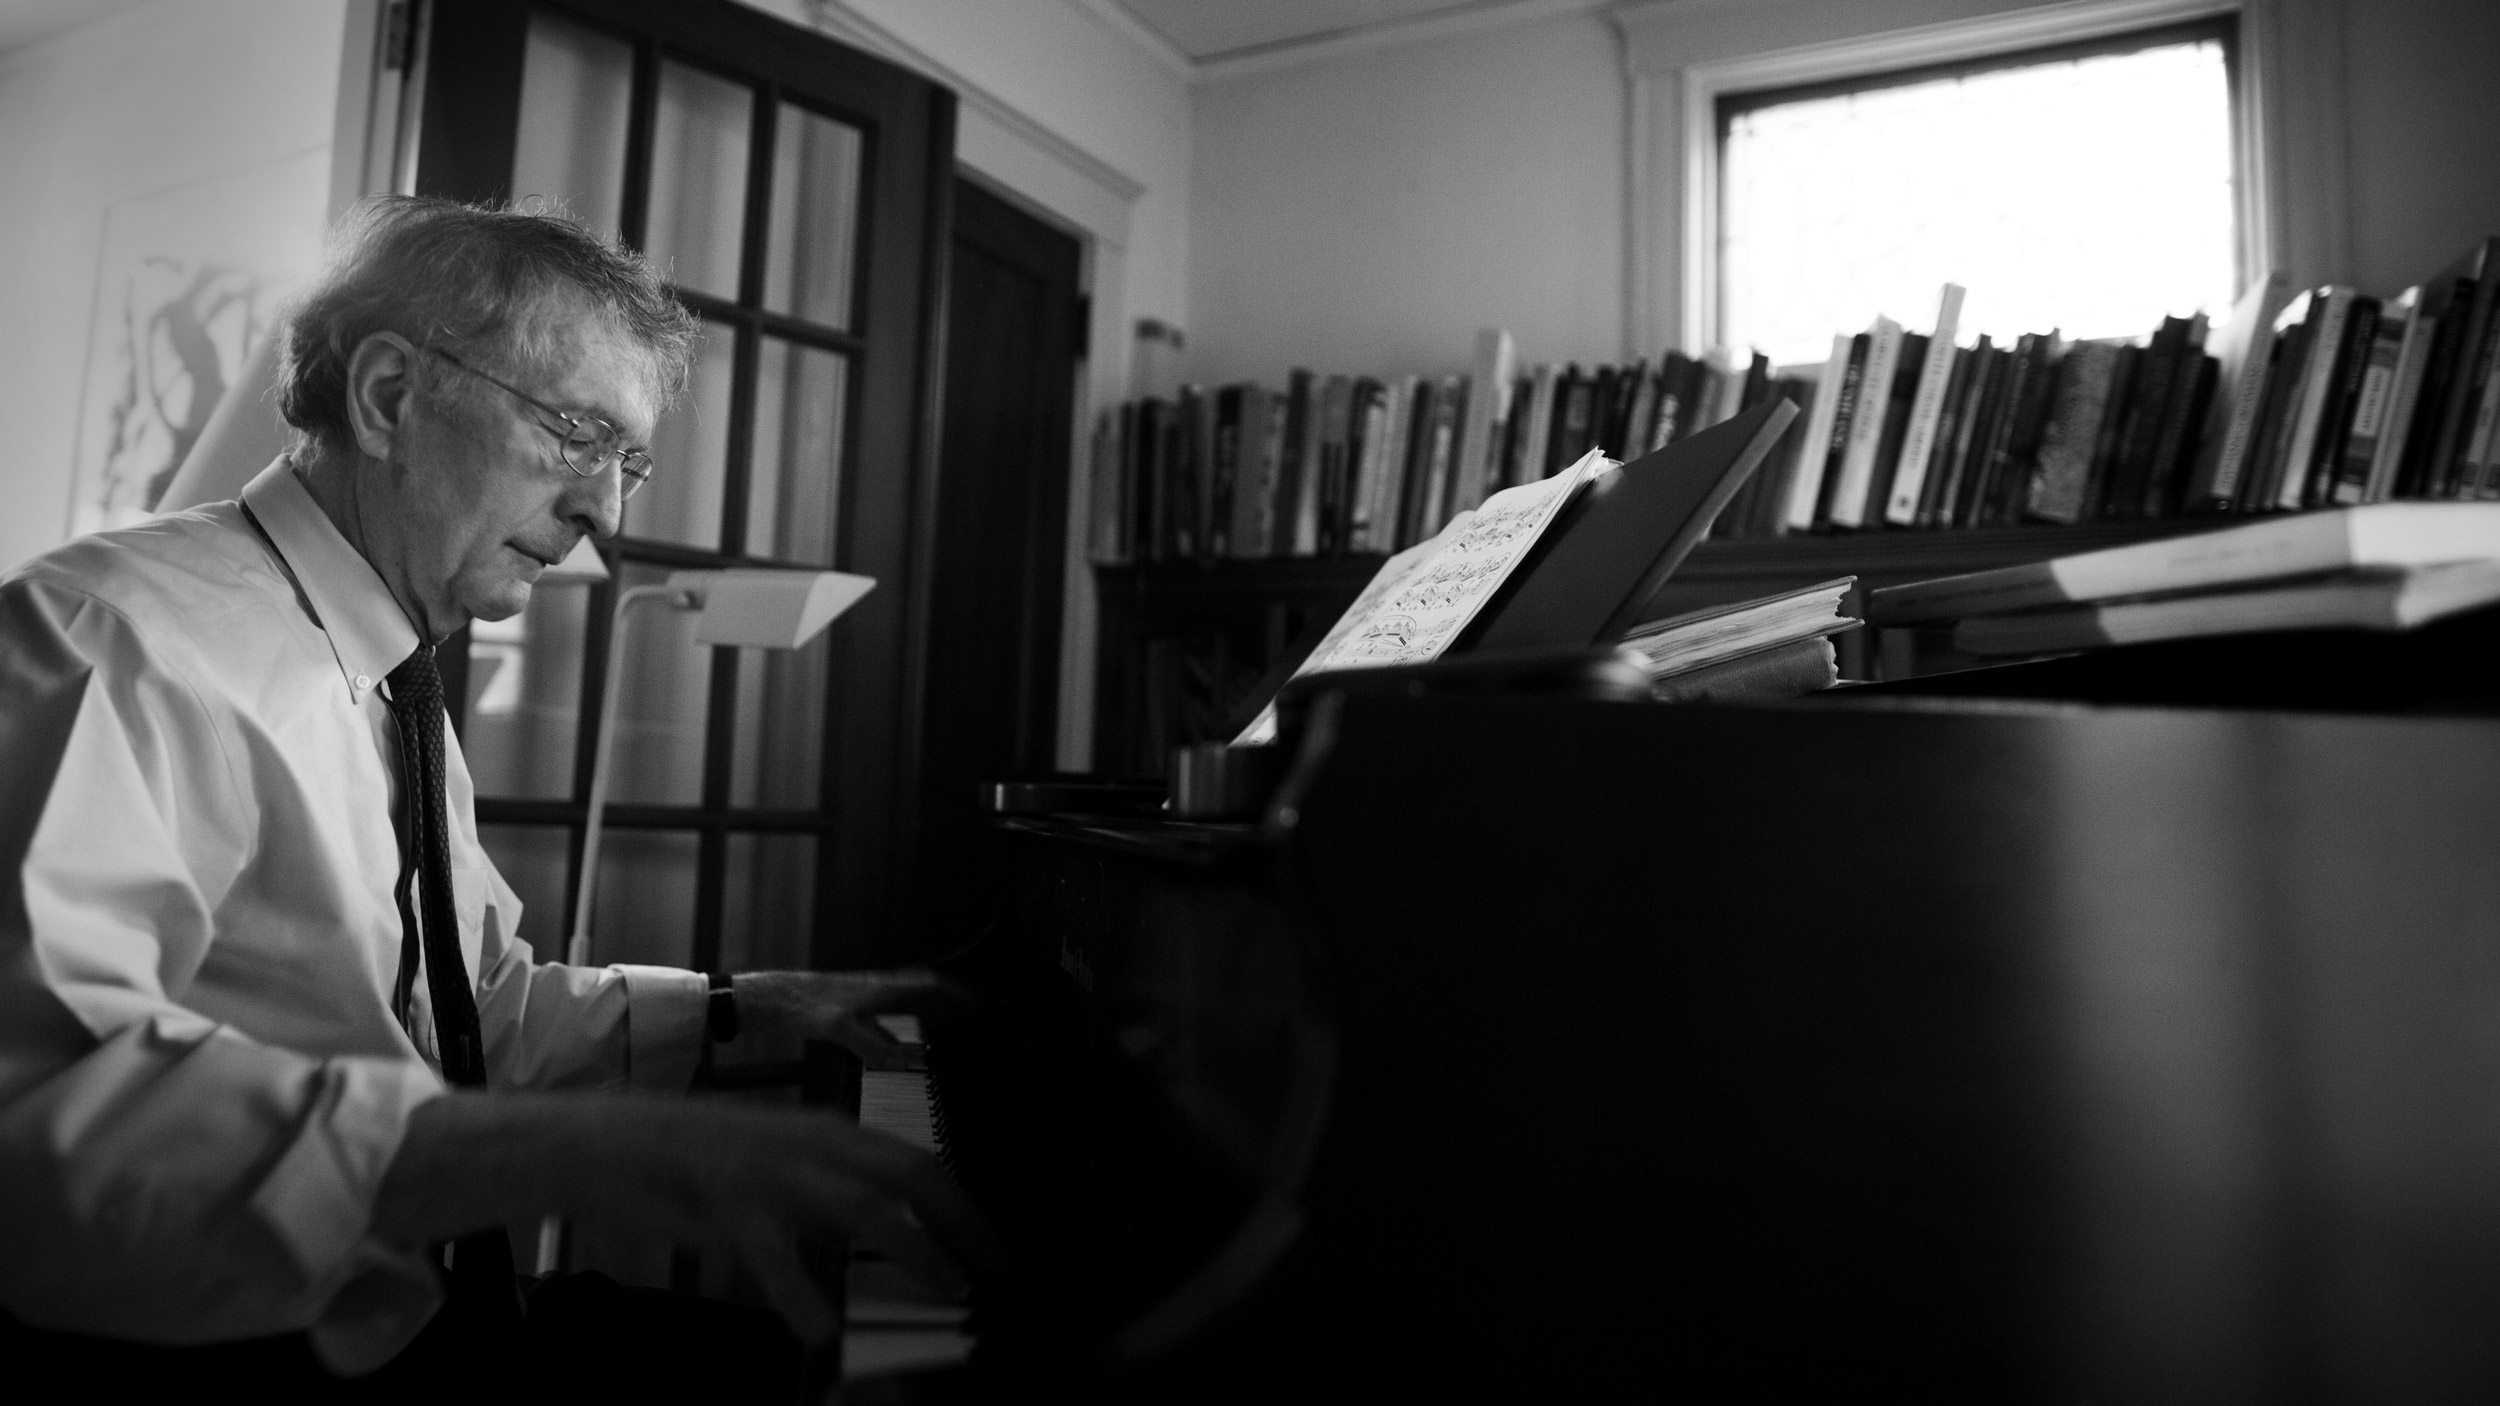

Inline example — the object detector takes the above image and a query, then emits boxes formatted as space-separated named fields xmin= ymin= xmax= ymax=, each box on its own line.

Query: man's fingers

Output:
xmin=802 ymin=1123 xmax=1006 ymax=1280
xmin=734 ymin=1217 xmax=840 ymax=1344
xmin=821 ymin=1014 xmax=906 ymax=1069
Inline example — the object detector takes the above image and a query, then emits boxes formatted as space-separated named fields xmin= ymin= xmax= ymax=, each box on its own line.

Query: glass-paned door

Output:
xmin=416 ymin=0 xmax=954 ymax=989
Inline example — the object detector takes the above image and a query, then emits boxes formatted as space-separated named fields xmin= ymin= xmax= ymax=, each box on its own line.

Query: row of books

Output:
xmin=2195 ymin=236 xmax=2500 ymax=515
xmin=1092 ymin=230 xmax=2500 ymax=566
xmin=1086 ymin=330 xmax=1792 ymax=565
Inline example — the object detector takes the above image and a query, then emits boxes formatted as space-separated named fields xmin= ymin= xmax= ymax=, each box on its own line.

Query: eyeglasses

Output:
xmin=427 ymin=347 xmax=655 ymax=501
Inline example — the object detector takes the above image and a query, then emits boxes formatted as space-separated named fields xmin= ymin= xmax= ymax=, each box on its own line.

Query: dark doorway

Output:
xmin=908 ymin=175 xmax=1083 ymax=952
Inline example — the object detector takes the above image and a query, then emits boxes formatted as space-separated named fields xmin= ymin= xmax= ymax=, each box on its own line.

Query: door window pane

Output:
xmin=609 ymin=561 xmax=712 ymax=806
xmin=762 ymin=104 xmax=862 ymax=329
xmin=592 ymin=829 xmax=699 ymax=967
xmin=721 ymin=832 xmax=815 ymax=974
xmin=728 ymin=636 xmax=827 ymax=811
xmin=477 ymin=823 xmax=573 ymax=951
xmin=646 ymin=60 xmax=753 ymax=301
xmin=511 ymin=12 xmax=633 ymax=240
xmin=462 ymin=584 xmax=589 ymax=800
xmin=631 ymin=319 xmax=732 ymax=550
xmin=747 ymin=338 xmax=846 ymax=565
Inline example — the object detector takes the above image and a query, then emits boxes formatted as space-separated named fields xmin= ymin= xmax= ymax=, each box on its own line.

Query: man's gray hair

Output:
xmin=278 ymin=195 xmax=700 ymax=456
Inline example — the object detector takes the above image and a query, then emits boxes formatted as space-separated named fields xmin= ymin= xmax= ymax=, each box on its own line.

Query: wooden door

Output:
xmin=909 ymin=176 xmax=1082 ymax=950
xmin=412 ymin=0 xmax=954 ymax=974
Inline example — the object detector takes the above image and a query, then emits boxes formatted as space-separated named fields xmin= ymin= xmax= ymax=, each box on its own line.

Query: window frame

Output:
xmin=1711 ymin=14 xmax=2242 ymax=366
xmin=1629 ymin=0 xmax=2289 ymax=360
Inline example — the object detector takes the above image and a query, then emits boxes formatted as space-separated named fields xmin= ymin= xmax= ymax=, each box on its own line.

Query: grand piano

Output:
xmin=865 ymin=645 xmax=2500 ymax=1400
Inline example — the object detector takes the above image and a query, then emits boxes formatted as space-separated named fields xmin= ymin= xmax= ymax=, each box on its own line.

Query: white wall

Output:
xmin=1185 ymin=0 xmax=2500 ymax=388
xmin=1189 ymin=13 xmax=1625 ymax=387
xmin=2343 ymin=0 xmax=2500 ymax=296
xmin=0 ymin=0 xmax=347 ymax=573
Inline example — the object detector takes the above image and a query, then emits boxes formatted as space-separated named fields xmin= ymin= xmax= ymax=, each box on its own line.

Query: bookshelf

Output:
xmin=1092 ymin=516 xmax=2210 ymax=772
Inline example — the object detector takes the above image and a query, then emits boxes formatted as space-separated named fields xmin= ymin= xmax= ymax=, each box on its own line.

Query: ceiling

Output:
xmin=0 ymin=0 xmax=151 ymax=54
xmin=1111 ymin=0 xmax=1522 ymax=63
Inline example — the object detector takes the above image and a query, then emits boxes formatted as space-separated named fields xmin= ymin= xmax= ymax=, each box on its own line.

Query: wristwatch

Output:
xmin=706 ymin=970 xmax=739 ymax=1043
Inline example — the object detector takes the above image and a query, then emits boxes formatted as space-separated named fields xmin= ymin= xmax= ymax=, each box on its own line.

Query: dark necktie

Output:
xmin=385 ymin=644 xmax=519 ymax=1320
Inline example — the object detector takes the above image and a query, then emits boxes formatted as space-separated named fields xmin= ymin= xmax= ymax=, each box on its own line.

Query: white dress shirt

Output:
xmin=0 ymin=460 xmax=708 ymax=1372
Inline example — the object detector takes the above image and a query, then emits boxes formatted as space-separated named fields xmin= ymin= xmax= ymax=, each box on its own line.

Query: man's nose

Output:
xmin=562 ymin=459 xmax=626 ymax=539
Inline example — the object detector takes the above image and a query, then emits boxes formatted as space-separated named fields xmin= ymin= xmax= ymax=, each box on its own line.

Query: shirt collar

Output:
xmin=240 ymin=458 xmax=421 ymax=704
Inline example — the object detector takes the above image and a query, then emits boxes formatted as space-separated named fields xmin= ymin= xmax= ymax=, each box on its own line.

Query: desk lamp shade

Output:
xmin=668 ymin=569 xmax=875 ymax=648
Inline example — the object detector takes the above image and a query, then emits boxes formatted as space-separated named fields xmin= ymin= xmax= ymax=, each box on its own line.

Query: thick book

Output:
xmin=1987 ymin=332 xmax=2063 ymax=525
xmin=1828 ymin=316 xmax=1904 ymax=528
xmin=1884 ymin=283 xmax=1966 ymax=524
xmin=2271 ymin=287 xmax=2359 ymax=511
xmin=1273 ymin=371 xmax=1313 ymax=559
xmin=1233 ymin=384 xmax=1281 ymax=558
xmin=1782 ymin=334 xmax=1853 ymax=531
xmin=2142 ymin=318 xmax=2214 ymax=515
xmin=2028 ymin=340 xmax=2126 ymax=524
xmin=1468 ymin=397 xmax=1803 ymax=650
xmin=1451 ymin=329 xmax=1516 ymax=513
xmin=1618 ymin=574 xmax=1857 ymax=677
xmin=2106 ymin=316 xmax=2191 ymax=517
xmin=2339 ymin=297 xmax=2414 ymax=505
xmin=1813 ymin=333 xmax=1873 ymax=527
xmin=2421 ymin=237 xmax=2500 ymax=497
xmin=1862 ymin=332 xmax=1929 ymax=527
xmin=1649 ymin=634 xmax=1841 ymax=704
xmin=2190 ymin=270 xmax=2295 ymax=509
xmin=1954 ymin=559 xmax=2500 ymax=656
xmin=2303 ymin=294 xmax=2381 ymax=508
xmin=1345 ymin=378 xmax=1387 ymax=552
xmin=1211 ymin=385 xmax=1243 ymax=558
xmin=1867 ymin=500 xmax=2500 ymax=624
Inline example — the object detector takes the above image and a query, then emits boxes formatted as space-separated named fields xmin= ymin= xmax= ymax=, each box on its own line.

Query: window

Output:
xmin=1717 ymin=20 xmax=2239 ymax=367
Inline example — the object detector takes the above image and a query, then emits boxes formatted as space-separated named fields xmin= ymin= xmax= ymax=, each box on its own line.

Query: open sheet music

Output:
xmin=1235 ymin=448 xmax=1614 ymax=744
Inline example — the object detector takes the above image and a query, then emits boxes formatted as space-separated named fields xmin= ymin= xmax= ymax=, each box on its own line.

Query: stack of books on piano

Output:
xmin=1617 ymin=578 xmax=1857 ymax=702
xmin=1865 ymin=502 xmax=2500 ymax=655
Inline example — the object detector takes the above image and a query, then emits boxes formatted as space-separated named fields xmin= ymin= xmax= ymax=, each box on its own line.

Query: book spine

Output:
xmin=1397 ymin=379 xmax=1439 ymax=547
xmin=1935 ymin=340 xmax=2003 ymax=527
xmin=2108 ymin=319 xmax=2187 ymax=517
xmin=2396 ymin=274 xmax=2477 ymax=497
xmin=1783 ymin=334 xmax=1853 ymax=531
xmin=2463 ymin=329 xmax=2500 ymax=497
xmin=2275 ymin=288 xmax=2355 ymax=510
xmin=1918 ymin=342 xmax=1978 ymax=527
xmin=1089 ymin=406 xmax=1126 ymax=564
xmin=1814 ymin=334 xmax=1872 ymax=527
xmin=1314 ymin=374 xmax=1353 ymax=555
xmin=2142 ymin=313 xmax=2210 ymax=515
xmin=1520 ymin=365 xmax=1558 ymax=486
xmin=1884 ymin=283 xmax=1965 ymax=524
xmin=2336 ymin=307 xmax=2409 ymax=504
xmin=2081 ymin=344 xmax=2141 ymax=520
xmin=1210 ymin=386 xmax=1241 ymax=557
xmin=2028 ymin=342 xmax=2120 ymax=524
xmin=1828 ymin=318 xmax=1903 ymax=528
xmin=2366 ymin=294 xmax=2433 ymax=502
xmin=1271 ymin=372 xmax=1309 ymax=558
xmin=1373 ymin=377 xmax=1413 ymax=549
xmin=1420 ymin=376 xmax=1464 ymax=534
xmin=2305 ymin=295 xmax=2379 ymax=508
xmin=1345 ymin=379 xmax=1385 ymax=551
xmin=2242 ymin=314 xmax=2313 ymax=512
xmin=1863 ymin=332 xmax=1927 ymax=526
xmin=1451 ymin=328 xmax=1514 ymax=512
xmin=2425 ymin=240 xmax=2500 ymax=496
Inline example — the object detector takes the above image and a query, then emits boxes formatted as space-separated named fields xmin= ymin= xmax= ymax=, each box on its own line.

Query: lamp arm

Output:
xmin=565 ymin=583 xmax=675 ymax=966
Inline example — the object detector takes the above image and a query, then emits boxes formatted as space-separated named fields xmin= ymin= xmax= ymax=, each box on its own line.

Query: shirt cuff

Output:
xmin=615 ymin=964 xmax=708 ymax=1092
xmin=248 ymin=1054 xmax=444 ymax=1285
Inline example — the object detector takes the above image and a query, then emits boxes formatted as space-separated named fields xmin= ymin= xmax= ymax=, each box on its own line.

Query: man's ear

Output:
xmin=343 ymin=331 xmax=421 ymax=462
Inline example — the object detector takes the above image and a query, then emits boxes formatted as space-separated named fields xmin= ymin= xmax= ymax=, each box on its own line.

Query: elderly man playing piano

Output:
xmin=0 ymin=197 xmax=989 ymax=1392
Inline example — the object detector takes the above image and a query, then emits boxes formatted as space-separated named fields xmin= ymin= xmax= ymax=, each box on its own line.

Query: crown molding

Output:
xmin=1064 ymin=0 xmax=1197 ymax=79
xmin=1193 ymin=0 xmax=1617 ymax=83
xmin=800 ymin=0 xmax=1146 ymax=203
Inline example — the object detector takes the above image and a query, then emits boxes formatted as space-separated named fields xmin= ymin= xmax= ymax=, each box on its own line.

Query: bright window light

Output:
xmin=1719 ymin=28 xmax=2239 ymax=367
